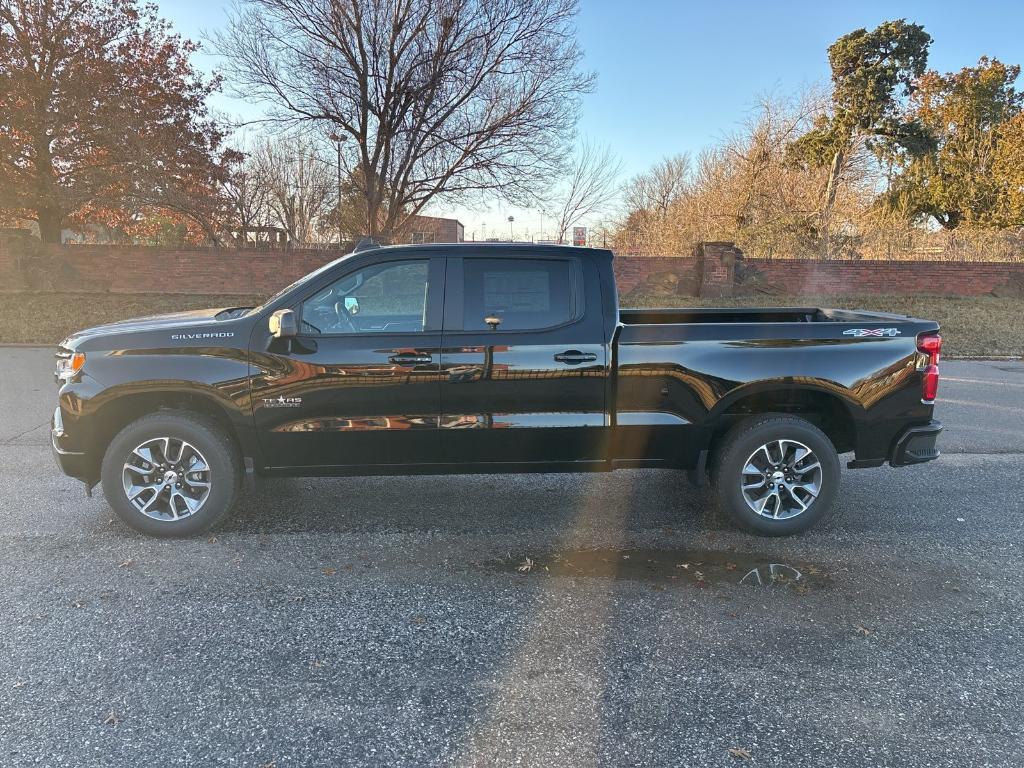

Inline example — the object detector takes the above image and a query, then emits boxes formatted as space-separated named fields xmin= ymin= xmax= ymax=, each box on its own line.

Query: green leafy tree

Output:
xmin=888 ymin=58 xmax=1022 ymax=229
xmin=788 ymin=20 xmax=933 ymax=255
xmin=992 ymin=112 xmax=1024 ymax=227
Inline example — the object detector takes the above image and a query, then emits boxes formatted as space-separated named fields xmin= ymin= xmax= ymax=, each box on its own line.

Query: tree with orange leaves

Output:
xmin=0 ymin=0 xmax=234 ymax=243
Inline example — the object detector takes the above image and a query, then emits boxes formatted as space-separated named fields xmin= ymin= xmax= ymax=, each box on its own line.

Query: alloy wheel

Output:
xmin=740 ymin=439 xmax=823 ymax=520
xmin=121 ymin=437 xmax=212 ymax=521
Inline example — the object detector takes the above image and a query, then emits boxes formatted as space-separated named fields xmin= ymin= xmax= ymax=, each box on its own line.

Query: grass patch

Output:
xmin=0 ymin=291 xmax=1020 ymax=357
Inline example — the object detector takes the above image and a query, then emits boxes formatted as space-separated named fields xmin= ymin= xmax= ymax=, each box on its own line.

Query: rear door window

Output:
xmin=461 ymin=258 xmax=576 ymax=331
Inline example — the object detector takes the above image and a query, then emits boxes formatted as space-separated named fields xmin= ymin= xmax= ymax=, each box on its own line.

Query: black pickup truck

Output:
xmin=52 ymin=242 xmax=942 ymax=537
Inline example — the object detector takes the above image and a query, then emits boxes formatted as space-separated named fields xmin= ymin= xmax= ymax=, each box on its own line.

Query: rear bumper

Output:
xmin=890 ymin=420 xmax=942 ymax=467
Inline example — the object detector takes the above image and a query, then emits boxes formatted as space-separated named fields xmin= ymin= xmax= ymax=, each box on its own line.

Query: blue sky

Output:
xmin=162 ymin=0 xmax=1024 ymax=237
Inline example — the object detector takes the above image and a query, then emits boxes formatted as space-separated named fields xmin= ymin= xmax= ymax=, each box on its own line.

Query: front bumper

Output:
xmin=51 ymin=406 xmax=91 ymax=481
xmin=890 ymin=420 xmax=942 ymax=467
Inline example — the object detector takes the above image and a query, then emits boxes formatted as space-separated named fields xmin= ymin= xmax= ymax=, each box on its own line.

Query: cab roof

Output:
xmin=357 ymin=241 xmax=614 ymax=258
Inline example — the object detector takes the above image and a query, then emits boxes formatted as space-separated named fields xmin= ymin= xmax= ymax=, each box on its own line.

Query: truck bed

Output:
xmin=618 ymin=306 xmax=913 ymax=325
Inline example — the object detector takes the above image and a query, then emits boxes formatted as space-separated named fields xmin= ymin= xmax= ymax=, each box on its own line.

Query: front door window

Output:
xmin=301 ymin=260 xmax=429 ymax=335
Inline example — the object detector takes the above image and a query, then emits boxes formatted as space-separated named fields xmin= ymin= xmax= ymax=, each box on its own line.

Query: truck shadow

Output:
xmin=222 ymin=468 xmax=725 ymax=536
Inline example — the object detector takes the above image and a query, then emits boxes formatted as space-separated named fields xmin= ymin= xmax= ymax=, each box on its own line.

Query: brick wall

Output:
xmin=1 ymin=237 xmax=1021 ymax=298
xmin=740 ymin=258 xmax=1022 ymax=296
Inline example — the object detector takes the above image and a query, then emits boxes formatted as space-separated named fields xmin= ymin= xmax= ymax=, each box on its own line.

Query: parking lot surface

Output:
xmin=1 ymin=348 xmax=1022 ymax=767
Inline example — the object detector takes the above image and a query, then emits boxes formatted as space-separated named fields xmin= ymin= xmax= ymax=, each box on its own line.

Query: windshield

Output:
xmin=248 ymin=251 xmax=355 ymax=315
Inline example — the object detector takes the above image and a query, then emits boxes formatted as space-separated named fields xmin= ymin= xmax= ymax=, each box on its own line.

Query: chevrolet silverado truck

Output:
xmin=52 ymin=242 xmax=943 ymax=537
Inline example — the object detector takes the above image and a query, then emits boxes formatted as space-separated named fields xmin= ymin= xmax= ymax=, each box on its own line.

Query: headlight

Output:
xmin=56 ymin=351 xmax=86 ymax=381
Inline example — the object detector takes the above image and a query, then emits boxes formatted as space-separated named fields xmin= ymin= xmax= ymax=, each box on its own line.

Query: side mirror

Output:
xmin=484 ymin=315 xmax=502 ymax=330
xmin=269 ymin=308 xmax=298 ymax=339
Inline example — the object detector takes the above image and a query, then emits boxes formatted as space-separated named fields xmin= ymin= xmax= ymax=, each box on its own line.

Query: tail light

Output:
xmin=917 ymin=333 xmax=941 ymax=403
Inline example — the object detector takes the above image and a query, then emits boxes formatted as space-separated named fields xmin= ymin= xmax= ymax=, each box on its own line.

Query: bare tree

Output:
xmin=215 ymin=0 xmax=593 ymax=242
xmin=551 ymin=142 xmax=623 ymax=242
xmin=622 ymin=153 xmax=691 ymax=220
xmin=222 ymin=149 xmax=274 ymax=245
xmin=256 ymin=136 xmax=335 ymax=245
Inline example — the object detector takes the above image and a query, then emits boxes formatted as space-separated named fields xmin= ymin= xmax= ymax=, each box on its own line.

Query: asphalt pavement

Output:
xmin=1 ymin=348 xmax=1022 ymax=767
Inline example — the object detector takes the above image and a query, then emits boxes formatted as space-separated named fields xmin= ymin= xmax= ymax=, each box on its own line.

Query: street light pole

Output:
xmin=508 ymin=215 xmax=514 ymax=242
xmin=327 ymin=132 xmax=346 ymax=247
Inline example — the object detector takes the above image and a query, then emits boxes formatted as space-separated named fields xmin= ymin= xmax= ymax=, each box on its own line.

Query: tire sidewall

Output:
xmin=101 ymin=413 xmax=239 ymax=537
xmin=715 ymin=416 xmax=840 ymax=536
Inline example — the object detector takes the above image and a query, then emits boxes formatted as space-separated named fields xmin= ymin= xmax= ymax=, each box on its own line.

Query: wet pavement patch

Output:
xmin=485 ymin=548 xmax=832 ymax=591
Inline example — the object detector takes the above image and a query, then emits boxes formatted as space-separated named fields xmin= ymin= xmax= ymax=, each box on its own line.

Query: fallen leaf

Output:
xmin=207 ymin=536 xmax=218 ymax=544
xmin=728 ymin=747 xmax=752 ymax=760
xmin=855 ymin=624 xmax=872 ymax=636
xmin=676 ymin=563 xmax=691 ymax=570
xmin=322 ymin=567 xmax=337 ymax=576
xmin=12 ymin=680 xmax=25 ymax=689
xmin=517 ymin=558 xmax=535 ymax=573
xmin=118 ymin=558 xmax=134 ymax=569
xmin=310 ymin=659 xmax=325 ymax=669
xmin=411 ymin=615 xmax=426 ymax=625
xmin=725 ymin=561 xmax=737 ymax=571
xmin=71 ymin=600 xmax=86 ymax=609
xmin=103 ymin=710 xmax=120 ymax=727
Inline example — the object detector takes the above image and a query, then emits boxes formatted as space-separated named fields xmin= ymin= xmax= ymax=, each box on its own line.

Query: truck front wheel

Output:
xmin=100 ymin=411 xmax=241 ymax=537
xmin=710 ymin=415 xmax=840 ymax=536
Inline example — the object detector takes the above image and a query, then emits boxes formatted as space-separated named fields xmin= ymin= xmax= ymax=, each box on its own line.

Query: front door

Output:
xmin=251 ymin=256 xmax=444 ymax=470
xmin=437 ymin=255 xmax=609 ymax=467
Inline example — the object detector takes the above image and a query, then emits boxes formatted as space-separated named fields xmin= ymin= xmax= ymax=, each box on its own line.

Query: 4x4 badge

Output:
xmin=842 ymin=328 xmax=901 ymax=337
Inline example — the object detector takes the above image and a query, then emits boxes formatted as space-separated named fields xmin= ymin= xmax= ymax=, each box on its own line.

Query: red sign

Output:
xmin=572 ymin=226 xmax=587 ymax=246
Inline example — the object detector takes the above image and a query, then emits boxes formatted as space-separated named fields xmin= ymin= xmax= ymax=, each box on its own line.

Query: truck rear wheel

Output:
xmin=710 ymin=415 xmax=840 ymax=536
xmin=100 ymin=411 xmax=241 ymax=537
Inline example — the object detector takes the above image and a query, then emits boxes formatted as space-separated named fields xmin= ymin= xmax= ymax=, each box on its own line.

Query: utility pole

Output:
xmin=508 ymin=215 xmax=515 ymax=242
xmin=327 ymin=133 xmax=346 ymax=247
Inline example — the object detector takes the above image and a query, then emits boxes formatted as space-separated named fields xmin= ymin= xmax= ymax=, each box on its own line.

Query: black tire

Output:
xmin=710 ymin=414 xmax=840 ymax=536
xmin=100 ymin=411 xmax=241 ymax=537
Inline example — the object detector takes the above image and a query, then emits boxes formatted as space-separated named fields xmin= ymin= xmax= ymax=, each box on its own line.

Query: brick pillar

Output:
xmin=697 ymin=241 xmax=742 ymax=297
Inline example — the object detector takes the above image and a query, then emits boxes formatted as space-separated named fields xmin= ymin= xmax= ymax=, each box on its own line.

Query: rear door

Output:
xmin=437 ymin=253 xmax=610 ymax=467
xmin=251 ymin=255 xmax=444 ymax=469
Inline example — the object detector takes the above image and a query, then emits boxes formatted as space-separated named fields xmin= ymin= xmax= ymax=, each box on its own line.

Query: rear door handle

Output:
xmin=389 ymin=353 xmax=433 ymax=365
xmin=553 ymin=350 xmax=598 ymax=365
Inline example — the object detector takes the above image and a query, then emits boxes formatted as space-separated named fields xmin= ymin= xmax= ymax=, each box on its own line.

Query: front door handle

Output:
xmin=553 ymin=350 xmax=598 ymax=365
xmin=389 ymin=353 xmax=433 ymax=365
